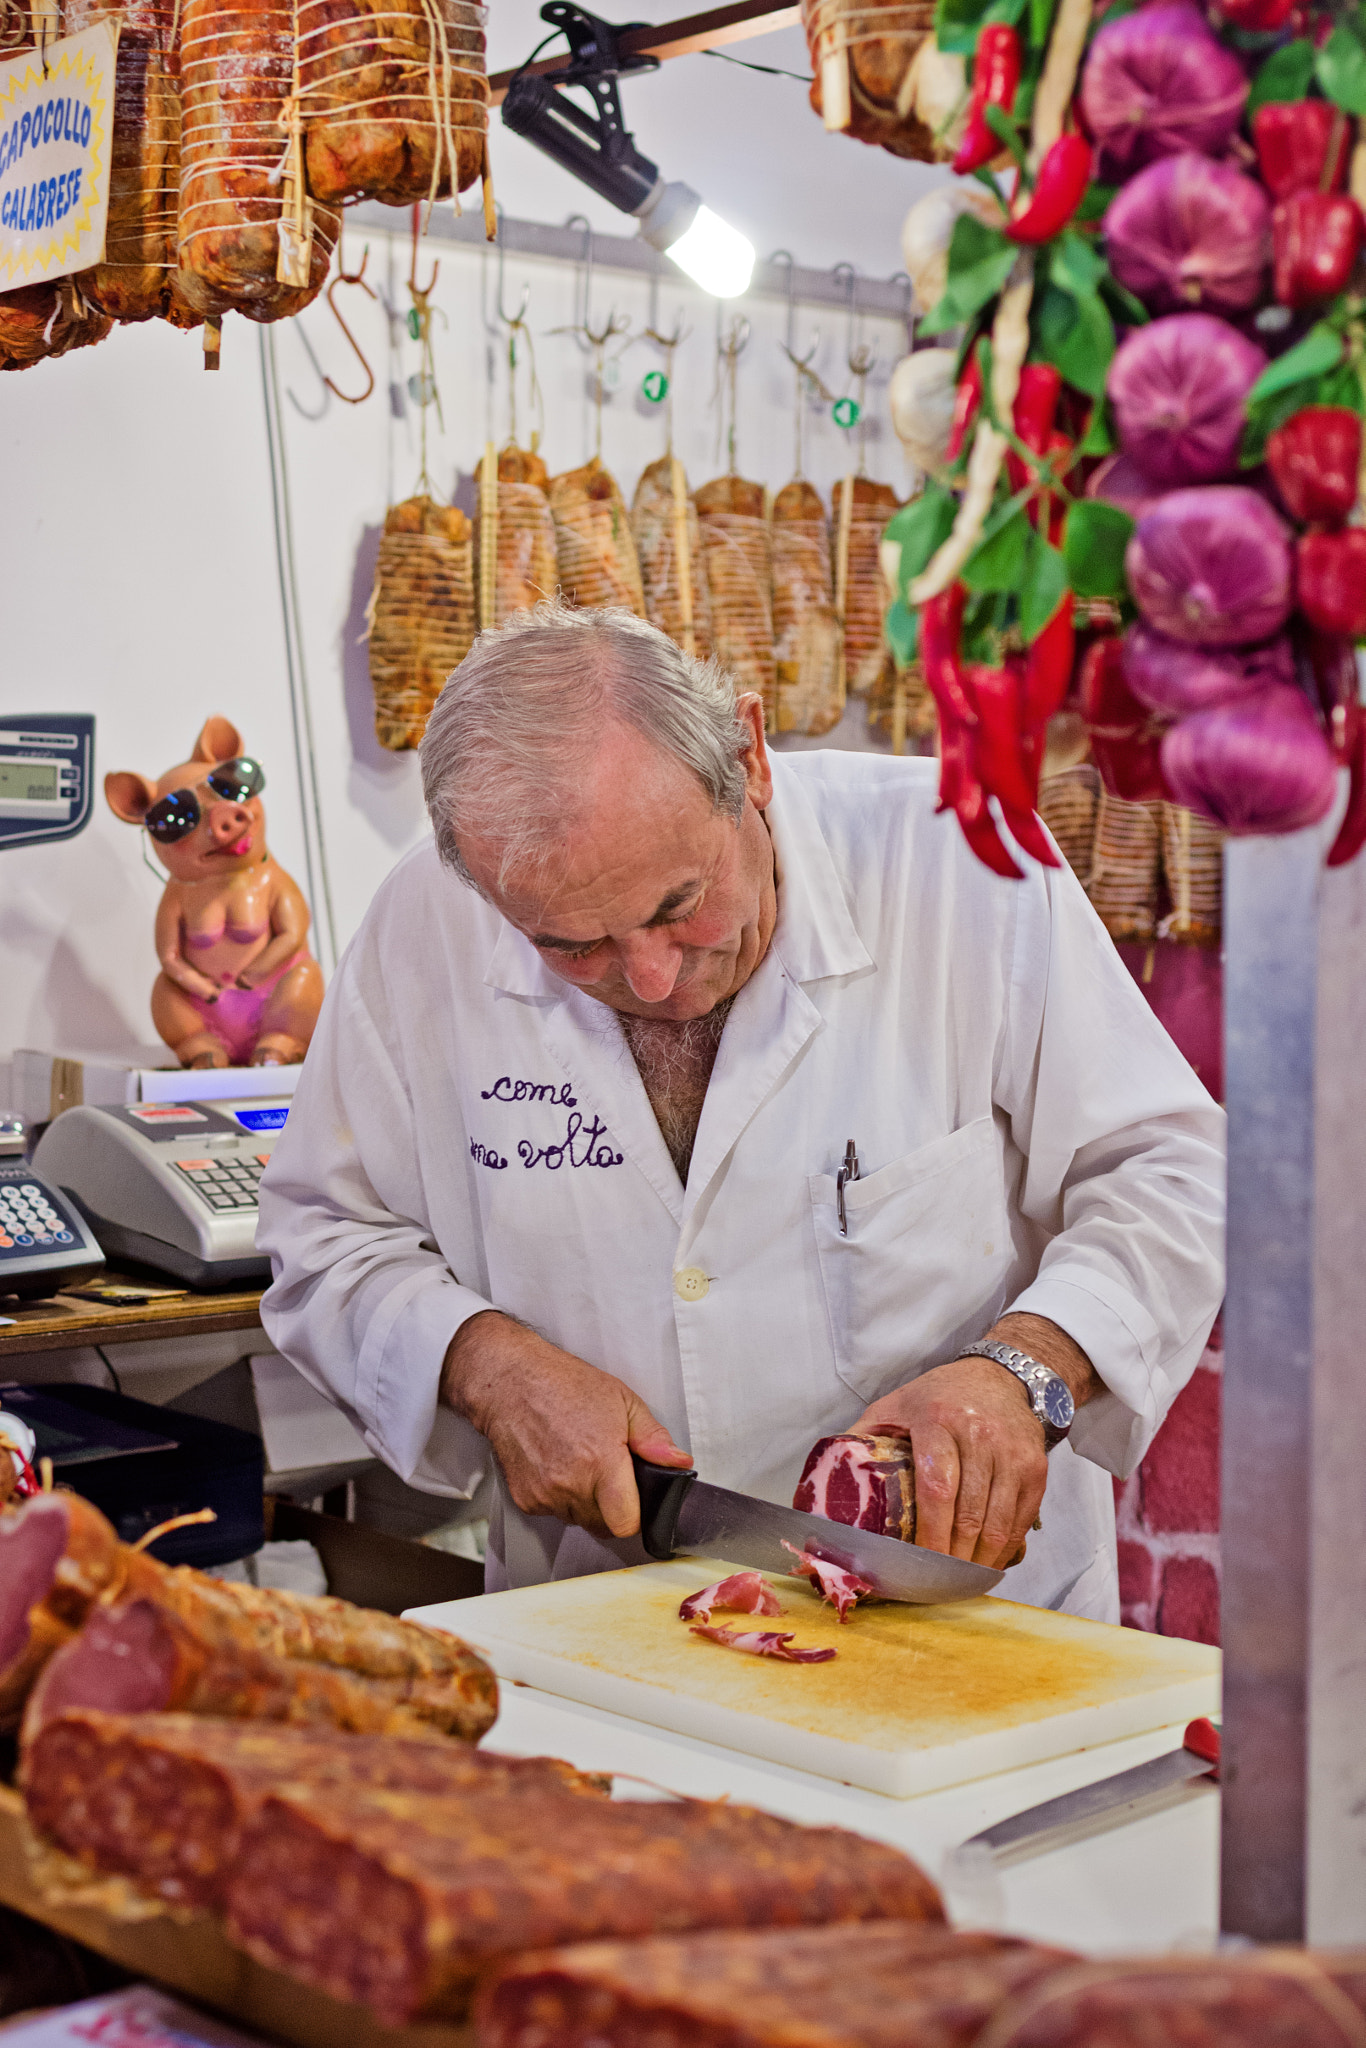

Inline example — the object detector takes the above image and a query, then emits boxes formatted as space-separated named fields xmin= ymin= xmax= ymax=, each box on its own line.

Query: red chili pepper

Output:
xmin=1253 ymin=100 xmax=1350 ymax=203
xmin=1006 ymin=133 xmax=1093 ymax=247
xmin=1000 ymin=799 xmax=1062 ymax=868
xmin=1023 ymin=597 xmax=1075 ymax=734
xmin=1216 ymin=0 xmax=1296 ymax=27
xmin=1272 ymin=191 xmax=1363 ymax=310
xmin=1267 ymin=406 xmax=1361 ymax=527
xmin=948 ymin=736 xmax=1026 ymax=880
xmin=1005 ymin=363 xmax=1063 ymax=510
xmin=1081 ymin=636 xmax=1169 ymax=802
xmin=1304 ymin=628 xmax=1359 ymax=739
xmin=1043 ymin=431 xmax=1072 ymax=546
xmin=1298 ymin=527 xmax=1366 ymax=637
xmin=946 ymin=348 xmax=984 ymax=465
xmin=920 ymin=583 xmax=977 ymax=742
xmin=952 ymin=24 xmax=1022 ymax=178
xmin=964 ymin=660 xmax=1039 ymax=817
xmin=1327 ymin=706 xmax=1366 ymax=867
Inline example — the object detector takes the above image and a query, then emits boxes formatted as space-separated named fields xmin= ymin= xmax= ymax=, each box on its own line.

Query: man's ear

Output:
xmin=734 ymin=693 xmax=774 ymax=811
xmin=192 ymin=715 xmax=243 ymax=767
xmin=104 ymin=771 xmax=159 ymax=824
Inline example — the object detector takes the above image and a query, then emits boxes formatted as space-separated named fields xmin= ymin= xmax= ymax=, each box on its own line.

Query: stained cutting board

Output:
xmin=409 ymin=1560 xmax=1220 ymax=1800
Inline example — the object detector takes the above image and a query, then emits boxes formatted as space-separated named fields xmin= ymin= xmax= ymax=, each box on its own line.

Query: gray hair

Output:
xmin=419 ymin=598 xmax=752 ymax=895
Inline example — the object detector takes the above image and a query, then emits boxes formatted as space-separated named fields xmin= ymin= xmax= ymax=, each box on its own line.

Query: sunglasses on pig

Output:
xmin=144 ymin=758 xmax=266 ymax=845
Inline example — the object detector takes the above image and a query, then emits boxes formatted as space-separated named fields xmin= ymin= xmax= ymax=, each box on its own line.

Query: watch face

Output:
xmin=1040 ymin=1376 xmax=1076 ymax=1432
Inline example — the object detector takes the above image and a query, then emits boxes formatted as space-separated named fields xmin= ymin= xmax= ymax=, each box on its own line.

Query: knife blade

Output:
xmin=631 ymin=1454 xmax=1003 ymax=1605
xmin=959 ymin=1717 xmax=1221 ymax=1859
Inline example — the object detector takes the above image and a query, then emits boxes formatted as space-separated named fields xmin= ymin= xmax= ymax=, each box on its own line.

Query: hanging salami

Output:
xmin=297 ymin=0 xmax=487 ymax=207
xmin=474 ymin=444 xmax=558 ymax=627
xmin=548 ymin=458 xmax=646 ymax=615
xmin=367 ymin=495 xmax=476 ymax=750
xmin=696 ymin=475 xmax=776 ymax=725
xmin=771 ymin=480 xmax=841 ymax=735
xmin=632 ymin=454 xmax=712 ymax=660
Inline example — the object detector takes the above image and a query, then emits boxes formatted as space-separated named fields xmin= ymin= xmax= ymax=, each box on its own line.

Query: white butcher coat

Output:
xmin=257 ymin=751 xmax=1225 ymax=1620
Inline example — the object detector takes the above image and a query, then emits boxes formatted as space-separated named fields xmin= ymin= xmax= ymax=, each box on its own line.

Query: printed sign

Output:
xmin=0 ymin=21 xmax=118 ymax=290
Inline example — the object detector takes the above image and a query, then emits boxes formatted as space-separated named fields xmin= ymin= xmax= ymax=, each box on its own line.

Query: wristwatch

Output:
xmin=958 ymin=1339 xmax=1076 ymax=1449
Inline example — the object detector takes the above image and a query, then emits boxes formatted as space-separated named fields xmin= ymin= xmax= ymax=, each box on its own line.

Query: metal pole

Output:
xmin=1222 ymin=833 xmax=1366 ymax=1943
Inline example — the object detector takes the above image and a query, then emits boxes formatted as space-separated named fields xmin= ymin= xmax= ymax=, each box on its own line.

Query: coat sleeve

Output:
xmin=993 ymin=856 xmax=1226 ymax=1479
xmin=256 ymin=941 xmax=494 ymax=1497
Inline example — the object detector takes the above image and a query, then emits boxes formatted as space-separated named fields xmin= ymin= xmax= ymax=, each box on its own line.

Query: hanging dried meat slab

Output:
xmin=1087 ymin=791 xmax=1163 ymax=944
xmin=368 ymin=496 xmax=474 ymax=751
xmin=549 ymin=458 xmax=646 ymax=616
xmin=298 ymin=0 xmax=487 ymax=206
xmin=836 ymin=476 xmax=900 ymax=697
xmin=632 ymin=453 xmax=712 ymax=660
xmin=771 ymin=479 xmax=841 ymax=736
xmin=475 ymin=447 xmax=558 ymax=626
xmin=1039 ymin=764 xmax=1100 ymax=878
xmin=0 ymin=278 xmax=112 ymax=370
xmin=696 ymin=475 xmax=776 ymax=726
xmin=1160 ymin=804 xmax=1222 ymax=949
xmin=177 ymin=0 xmax=340 ymax=319
xmin=801 ymin=0 xmax=938 ymax=161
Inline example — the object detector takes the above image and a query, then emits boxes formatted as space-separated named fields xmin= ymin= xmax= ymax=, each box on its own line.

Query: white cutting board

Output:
xmin=409 ymin=1559 xmax=1220 ymax=1800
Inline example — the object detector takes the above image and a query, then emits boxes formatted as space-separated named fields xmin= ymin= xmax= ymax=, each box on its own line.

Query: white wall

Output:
xmin=0 ymin=31 xmax=939 ymax=1084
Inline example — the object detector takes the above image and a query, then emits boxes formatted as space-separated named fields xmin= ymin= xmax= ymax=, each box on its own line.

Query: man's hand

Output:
xmin=440 ymin=1311 xmax=692 ymax=1540
xmin=852 ymin=1314 xmax=1100 ymax=1570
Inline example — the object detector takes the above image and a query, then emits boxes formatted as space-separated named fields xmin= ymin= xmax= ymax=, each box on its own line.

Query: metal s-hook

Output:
xmin=285 ymin=319 xmax=332 ymax=421
xmin=321 ymin=265 xmax=376 ymax=406
xmin=495 ymin=208 xmax=531 ymax=330
xmin=408 ymin=203 xmax=439 ymax=298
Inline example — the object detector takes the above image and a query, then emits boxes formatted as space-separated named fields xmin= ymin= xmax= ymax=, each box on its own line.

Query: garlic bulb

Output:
xmin=889 ymin=348 xmax=959 ymax=474
xmin=911 ymin=44 xmax=969 ymax=158
xmin=901 ymin=182 xmax=1005 ymax=317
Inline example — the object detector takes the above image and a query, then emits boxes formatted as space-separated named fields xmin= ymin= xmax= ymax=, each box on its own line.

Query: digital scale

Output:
xmin=0 ymin=712 xmax=94 ymax=848
xmin=32 ymin=1097 xmax=288 ymax=1289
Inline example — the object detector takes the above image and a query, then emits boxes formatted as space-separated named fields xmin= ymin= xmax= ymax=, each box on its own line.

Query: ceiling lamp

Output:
xmin=501 ymin=3 xmax=757 ymax=300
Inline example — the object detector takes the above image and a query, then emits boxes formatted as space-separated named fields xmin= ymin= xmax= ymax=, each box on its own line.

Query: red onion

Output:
xmin=1160 ymin=686 xmax=1338 ymax=834
xmin=1086 ymin=452 xmax=1162 ymax=522
xmin=1108 ymin=314 xmax=1266 ymax=489
xmin=1080 ymin=5 xmax=1248 ymax=177
xmin=1104 ymin=153 xmax=1272 ymax=316
xmin=1124 ymin=623 xmax=1293 ymax=714
xmin=1126 ymin=486 xmax=1293 ymax=645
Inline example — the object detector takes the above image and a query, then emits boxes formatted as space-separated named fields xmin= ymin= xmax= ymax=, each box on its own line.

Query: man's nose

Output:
xmin=615 ymin=928 xmax=682 ymax=1003
xmin=207 ymin=801 xmax=251 ymax=843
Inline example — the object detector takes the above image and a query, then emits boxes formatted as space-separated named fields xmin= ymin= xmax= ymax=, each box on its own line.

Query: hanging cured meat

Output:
xmin=548 ymin=458 xmax=646 ymax=616
xmin=835 ymin=476 xmax=900 ymax=697
xmin=801 ymin=0 xmax=941 ymax=162
xmin=1161 ymin=804 xmax=1222 ymax=948
xmin=794 ymin=1432 xmax=917 ymax=1542
xmin=0 ymin=279 xmax=112 ymax=371
xmin=1039 ymin=763 xmax=1100 ymax=877
xmin=297 ymin=0 xmax=487 ymax=206
xmin=631 ymin=454 xmax=713 ymax=660
xmin=696 ymin=474 xmax=776 ymax=725
xmin=771 ymin=480 xmax=841 ymax=735
xmin=475 ymin=444 xmax=558 ymax=627
xmin=177 ymin=0 xmax=340 ymax=320
xmin=368 ymin=495 xmax=475 ymax=750
xmin=1087 ymin=791 xmax=1163 ymax=943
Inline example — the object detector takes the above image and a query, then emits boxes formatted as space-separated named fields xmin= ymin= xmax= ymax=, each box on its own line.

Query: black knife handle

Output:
xmin=631 ymin=1453 xmax=697 ymax=1560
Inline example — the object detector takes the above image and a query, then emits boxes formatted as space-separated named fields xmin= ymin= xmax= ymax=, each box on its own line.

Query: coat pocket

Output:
xmin=809 ymin=1116 xmax=1017 ymax=1407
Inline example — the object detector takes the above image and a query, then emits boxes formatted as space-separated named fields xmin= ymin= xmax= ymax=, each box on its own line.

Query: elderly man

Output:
xmin=258 ymin=602 xmax=1223 ymax=1617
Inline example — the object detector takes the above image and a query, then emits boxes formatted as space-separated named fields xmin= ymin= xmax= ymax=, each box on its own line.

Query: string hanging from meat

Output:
xmin=632 ymin=455 xmax=713 ymax=660
xmin=771 ymin=479 xmax=841 ymax=736
xmin=696 ymin=474 xmax=776 ymax=726
xmin=474 ymin=444 xmax=559 ymax=627
xmin=367 ymin=495 xmax=475 ymax=749
xmin=549 ymin=458 xmax=646 ymax=616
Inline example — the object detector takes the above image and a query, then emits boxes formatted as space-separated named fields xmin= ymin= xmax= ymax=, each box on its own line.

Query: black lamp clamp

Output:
xmin=501 ymin=4 xmax=665 ymax=217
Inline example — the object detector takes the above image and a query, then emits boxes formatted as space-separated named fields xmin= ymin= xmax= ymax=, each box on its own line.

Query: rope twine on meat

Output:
xmin=908 ymin=0 xmax=1092 ymax=605
xmin=57 ymin=0 xmax=183 ymax=297
xmin=800 ymin=0 xmax=935 ymax=131
xmin=969 ymin=1951 xmax=1366 ymax=2048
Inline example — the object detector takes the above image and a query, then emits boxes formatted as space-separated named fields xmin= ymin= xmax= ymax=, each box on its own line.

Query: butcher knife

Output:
xmin=958 ymin=1717 xmax=1221 ymax=1859
xmin=631 ymin=1453 xmax=1003 ymax=1605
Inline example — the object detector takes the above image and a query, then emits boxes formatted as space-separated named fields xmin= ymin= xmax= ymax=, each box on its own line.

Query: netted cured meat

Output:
xmin=1087 ymin=791 xmax=1163 ymax=943
xmin=696 ymin=474 xmax=776 ymax=724
xmin=794 ymin=1431 xmax=916 ymax=1542
xmin=631 ymin=454 xmax=712 ymax=659
xmin=368 ymin=495 xmax=475 ymax=749
xmin=548 ymin=458 xmax=646 ymax=616
xmin=1161 ymin=804 xmax=1222 ymax=948
xmin=24 ymin=1709 xmax=604 ymax=1910
xmin=177 ymin=0 xmax=340 ymax=319
xmin=297 ymin=0 xmax=486 ymax=206
xmin=835 ymin=476 xmax=900 ymax=696
xmin=224 ymin=1776 xmax=943 ymax=2023
xmin=771 ymin=479 xmax=840 ymax=736
xmin=0 ymin=279 xmax=112 ymax=371
xmin=1039 ymin=764 xmax=1100 ymax=878
xmin=801 ymin=0 xmax=939 ymax=162
xmin=478 ymin=1922 xmax=1070 ymax=2048
xmin=475 ymin=445 xmax=558 ymax=626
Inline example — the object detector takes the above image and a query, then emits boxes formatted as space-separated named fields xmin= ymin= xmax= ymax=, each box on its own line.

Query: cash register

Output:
xmin=32 ymin=1096 xmax=289 ymax=1288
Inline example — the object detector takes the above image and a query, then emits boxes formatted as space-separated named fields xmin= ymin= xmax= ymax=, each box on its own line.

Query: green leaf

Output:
xmin=985 ymin=101 xmax=1028 ymax=172
xmin=1050 ymin=228 xmax=1106 ymax=298
xmin=1062 ymin=498 xmax=1134 ymax=600
xmin=962 ymin=503 xmax=1033 ymax=593
xmin=1074 ymin=182 xmax=1118 ymax=225
xmin=917 ymin=214 xmax=1020 ymax=337
xmin=1318 ymin=25 xmax=1366 ymax=115
xmin=1077 ymin=396 xmax=1116 ymax=457
xmin=1242 ymin=358 xmax=1366 ymax=466
xmin=1033 ymin=280 xmax=1115 ymax=398
xmin=885 ymin=596 xmax=919 ymax=668
xmin=934 ymin=0 xmax=1026 ymax=55
xmin=1098 ymin=270 xmax=1149 ymax=328
xmin=1028 ymin=0 xmax=1056 ymax=48
xmin=1020 ymin=534 xmax=1070 ymax=642
xmin=883 ymin=481 xmax=958 ymax=594
xmin=1248 ymin=37 xmax=1315 ymax=114
xmin=1247 ymin=322 xmax=1345 ymax=406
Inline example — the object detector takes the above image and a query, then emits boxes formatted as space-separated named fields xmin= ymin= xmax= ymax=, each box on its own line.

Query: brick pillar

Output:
xmin=1113 ymin=1323 xmax=1221 ymax=1645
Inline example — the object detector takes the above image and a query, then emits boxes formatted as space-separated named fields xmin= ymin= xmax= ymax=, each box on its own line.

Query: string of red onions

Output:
xmin=1079 ymin=5 xmax=1249 ymax=179
xmin=1160 ymin=685 xmax=1340 ymax=834
xmin=1126 ymin=488 xmax=1294 ymax=646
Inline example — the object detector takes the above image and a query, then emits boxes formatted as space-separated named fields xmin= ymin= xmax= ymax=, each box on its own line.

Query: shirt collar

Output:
xmin=482 ymin=750 xmax=873 ymax=999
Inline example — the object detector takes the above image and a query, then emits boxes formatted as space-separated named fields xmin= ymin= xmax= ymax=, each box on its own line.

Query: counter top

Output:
xmin=0 ymin=1270 xmax=263 ymax=1355
xmin=482 ymin=1682 xmax=1220 ymax=1957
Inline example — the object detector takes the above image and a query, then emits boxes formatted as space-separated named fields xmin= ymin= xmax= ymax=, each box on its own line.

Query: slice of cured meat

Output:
xmin=678 ymin=1572 xmax=781 ymax=1623
xmin=549 ymin=458 xmax=646 ymax=615
xmin=688 ymin=1625 xmax=836 ymax=1664
xmin=477 ymin=1921 xmax=1072 ymax=2048
xmin=23 ymin=1708 xmax=606 ymax=1910
xmin=22 ymin=1595 xmax=497 ymax=1746
xmin=631 ymin=454 xmax=713 ymax=659
xmin=794 ymin=1431 xmax=917 ymax=1543
xmin=779 ymin=1540 xmax=871 ymax=1622
xmin=224 ymin=1773 xmax=941 ymax=2021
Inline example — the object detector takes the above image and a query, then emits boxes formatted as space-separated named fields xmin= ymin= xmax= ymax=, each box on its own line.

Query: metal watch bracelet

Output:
xmin=958 ymin=1338 xmax=1076 ymax=1449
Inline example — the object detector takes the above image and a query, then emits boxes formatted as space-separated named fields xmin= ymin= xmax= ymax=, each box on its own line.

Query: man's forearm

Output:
xmin=982 ymin=1311 xmax=1102 ymax=1407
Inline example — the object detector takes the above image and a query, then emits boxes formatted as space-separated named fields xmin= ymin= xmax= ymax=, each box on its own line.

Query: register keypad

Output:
xmin=0 ymin=1177 xmax=78 ymax=1254
xmin=174 ymin=1155 xmax=266 ymax=1211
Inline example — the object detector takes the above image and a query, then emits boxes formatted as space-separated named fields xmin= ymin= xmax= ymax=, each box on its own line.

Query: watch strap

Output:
xmin=958 ymin=1338 xmax=1075 ymax=1448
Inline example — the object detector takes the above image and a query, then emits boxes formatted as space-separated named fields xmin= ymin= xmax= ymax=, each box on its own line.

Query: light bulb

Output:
xmin=664 ymin=206 xmax=755 ymax=300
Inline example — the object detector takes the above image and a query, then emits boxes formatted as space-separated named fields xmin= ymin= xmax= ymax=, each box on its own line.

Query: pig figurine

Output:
xmin=105 ymin=717 xmax=324 ymax=1069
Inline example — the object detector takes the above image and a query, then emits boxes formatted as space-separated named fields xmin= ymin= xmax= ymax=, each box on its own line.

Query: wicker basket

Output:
xmin=367 ymin=496 xmax=475 ymax=751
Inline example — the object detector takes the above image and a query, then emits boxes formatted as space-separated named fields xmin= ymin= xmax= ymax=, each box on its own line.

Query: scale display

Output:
xmin=0 ymin=712 xmax=94 ymax=847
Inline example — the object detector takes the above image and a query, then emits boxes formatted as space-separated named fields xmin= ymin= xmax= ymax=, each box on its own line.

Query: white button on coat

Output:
xmin=258 ymin=754 xmax=1225 ymax=1621
xmin=674 ymin=1268 xmax=710 ymax=1302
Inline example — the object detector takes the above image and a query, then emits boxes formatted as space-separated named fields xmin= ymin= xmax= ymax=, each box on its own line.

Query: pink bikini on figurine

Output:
xmin=105 ymin=717 xmax=324 ymax=1069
